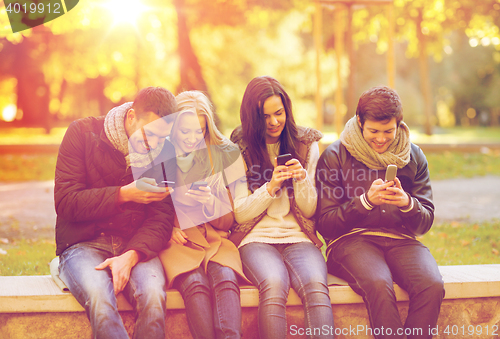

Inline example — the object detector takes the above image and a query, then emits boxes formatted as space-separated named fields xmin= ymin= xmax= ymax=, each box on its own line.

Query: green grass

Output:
xmin=419 ymin=221 xmax=500 ymax=265
xmin=410 ymin=126 xmax=500 ymax=144
xmin=426 ymin=151 xmax=500 ymax=180
xmin=0 ymin=154 xmax=57 ymax=181
xmin=0 ymin=239 xmax=55 ymax=276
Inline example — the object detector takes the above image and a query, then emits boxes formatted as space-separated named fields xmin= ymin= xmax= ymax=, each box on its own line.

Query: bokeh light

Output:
xmin=2 ymin=104 xmax=17 ymax=122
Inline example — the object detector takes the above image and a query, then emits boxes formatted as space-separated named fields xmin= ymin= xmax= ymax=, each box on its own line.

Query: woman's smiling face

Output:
xmin=263 ymin=95 xmax=286 ymax=144
xmin=172 ymin=112 xmax=207 ymax=155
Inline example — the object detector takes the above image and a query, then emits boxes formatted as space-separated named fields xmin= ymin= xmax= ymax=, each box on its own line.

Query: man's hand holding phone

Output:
xmin=366 ymin=165 xmax=410 ymax=208
xmin=118 ymin=177 xmax=172 ymax=204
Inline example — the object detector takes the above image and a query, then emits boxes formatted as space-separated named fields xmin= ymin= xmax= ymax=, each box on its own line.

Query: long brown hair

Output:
xmin=240 ymin=76 xmax=303 ymax=189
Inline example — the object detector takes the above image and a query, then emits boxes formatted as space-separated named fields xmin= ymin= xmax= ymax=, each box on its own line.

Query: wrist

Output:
xmin=118 ymin=186 xmax=129 ymax=204
xmin=400 ymin=193 xmax=413 ymax=212
xmin=124 ymin=249 xmax=140 ymax=266
xmin=266 ymin=182 xmax=276 ymax=197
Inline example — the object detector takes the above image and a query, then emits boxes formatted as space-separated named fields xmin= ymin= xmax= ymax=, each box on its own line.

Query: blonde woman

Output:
xmin=159 ymin=91 xmax=247 ymax=339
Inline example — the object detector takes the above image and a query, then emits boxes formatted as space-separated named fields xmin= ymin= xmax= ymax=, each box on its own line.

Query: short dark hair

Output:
xmin=356 ymin=86 xmax=403 ymax=127
xmin=132 ymin=87 xmax=177 ymax=119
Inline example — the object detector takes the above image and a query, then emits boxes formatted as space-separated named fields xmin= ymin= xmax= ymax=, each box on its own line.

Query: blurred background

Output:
xmin=0 ymin=0 xmax=500 ymax=138
xmin=1 ymin=0 xmax=500 ymax=274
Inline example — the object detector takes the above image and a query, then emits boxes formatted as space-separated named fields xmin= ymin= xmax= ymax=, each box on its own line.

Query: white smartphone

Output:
xmin=385 ymin=165 xmax=397 ymax=184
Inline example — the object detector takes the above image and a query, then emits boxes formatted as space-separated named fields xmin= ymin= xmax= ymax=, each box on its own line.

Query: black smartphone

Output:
xmin=277 ymin=153 xmax=293 ymax=166
xmin=190 ymin=181 xmax=208 ymax=190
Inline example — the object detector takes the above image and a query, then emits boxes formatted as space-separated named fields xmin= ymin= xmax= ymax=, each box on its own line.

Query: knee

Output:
xmin=211 ymin=267 xmax=239 ymax=291
xmin=178 ymin=271 xmax=211 ymax=298
xmin=259 ymin=275 xmax=289 ymax=298
xmin=418 ymin=276 xmax=445 ymax=300
xmin=361 ymin=276 xmax=395 ymax=297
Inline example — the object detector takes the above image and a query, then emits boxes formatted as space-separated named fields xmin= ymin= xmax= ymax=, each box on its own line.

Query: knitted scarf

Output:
xmin=340 ymin=117 xmax=411 ymax=170
xmin=104 ymin=102 xmax=163 ymax=168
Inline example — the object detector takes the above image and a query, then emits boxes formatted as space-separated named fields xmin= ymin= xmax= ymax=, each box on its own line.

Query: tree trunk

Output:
xmin=173 ymin=0 xmax=209 ymax=93
xmin=416 ymin=10 xmax=433 ymax=135
xmin=12 ymin=28 xmax=52 ymax=133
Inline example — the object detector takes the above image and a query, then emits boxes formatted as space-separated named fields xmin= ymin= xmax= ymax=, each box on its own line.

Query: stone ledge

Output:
xmin=1 ymin=265 xmax=499 ymax=314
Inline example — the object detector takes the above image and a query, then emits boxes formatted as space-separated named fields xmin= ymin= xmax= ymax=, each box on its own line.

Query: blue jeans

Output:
xmin=58 ymin=234 xmax=166 ymax=339
xmin=175 ymin=261 xmax=241 ymax=339
xmin=329 ymin=235 xmax=444 ymax=339
xmin=240 ymin=242 xmax=335 ymax=339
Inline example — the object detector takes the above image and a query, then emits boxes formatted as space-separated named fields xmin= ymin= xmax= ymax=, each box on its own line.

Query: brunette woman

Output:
xmin=230 ymin=76 xmax=335 ymax=339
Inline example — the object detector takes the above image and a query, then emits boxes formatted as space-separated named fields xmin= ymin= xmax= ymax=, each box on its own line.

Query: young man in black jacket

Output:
xmin=316 ymin=86 xmax=444 ymax=339
xmin=55 ymin=87 xmax=177 ymax=339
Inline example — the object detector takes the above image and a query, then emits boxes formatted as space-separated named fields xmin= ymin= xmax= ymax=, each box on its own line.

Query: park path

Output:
xmin=0 ymin=176 xmax=499 ymax=240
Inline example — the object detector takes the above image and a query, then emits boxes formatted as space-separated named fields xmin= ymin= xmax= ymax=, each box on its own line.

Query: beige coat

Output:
xmin=159 ymin=155 xmax=249 ymax=288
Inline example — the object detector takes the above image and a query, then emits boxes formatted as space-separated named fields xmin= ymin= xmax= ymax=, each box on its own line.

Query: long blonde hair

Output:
xmin=173 ymin=91 xmax=237 ymax=191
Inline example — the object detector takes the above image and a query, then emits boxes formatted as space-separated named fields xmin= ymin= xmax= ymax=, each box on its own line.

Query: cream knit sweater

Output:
xmin=233 ymin=142 xmax=319 ymax=247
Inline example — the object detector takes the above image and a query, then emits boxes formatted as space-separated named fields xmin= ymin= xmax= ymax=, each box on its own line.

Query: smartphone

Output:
xmin=277 ymin=153 xmax=293 ymax=166
xmin=190 ymin=181 xmax=208 ymax=190
xmin=160 ymin=181 xmax=175 ymax=188
xmin=385 ymin=165 xmax=397 ymax=184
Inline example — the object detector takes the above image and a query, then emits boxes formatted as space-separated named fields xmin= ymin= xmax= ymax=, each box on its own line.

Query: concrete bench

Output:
xmin=1 ymin=265 xmax=500 ymax=338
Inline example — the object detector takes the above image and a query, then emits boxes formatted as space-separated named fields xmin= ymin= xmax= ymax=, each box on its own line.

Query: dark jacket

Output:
xmin=315 ymin=140 xmax=434 ymax=245
xmin=54 ymin=116 xmax=176 ymax=260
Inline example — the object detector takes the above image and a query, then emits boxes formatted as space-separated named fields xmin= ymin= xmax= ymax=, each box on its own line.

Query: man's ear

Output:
xmin=126 ymin=108 xmax=136 ymax=122
xmin=357 ymin=116 xmax=363 ymax=129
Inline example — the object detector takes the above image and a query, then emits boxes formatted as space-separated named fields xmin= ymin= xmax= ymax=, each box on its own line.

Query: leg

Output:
xmin=175 ymin=266 xmax=215 ymax=339
xmin=282 ymin=242 xmax=334 ymax=339
xmin=207 ymin=261 xmax=242 ymax=339
xmin=385 ymin=239 xmax=444 ymax=339
xmin=123 ymin=256 xmax=167 ymax=339
xmin=58 ymin=242 xmax=129 ymax=339
xmin=329 ymin=236 xmax=404 ymax=339
xmin=239 ymin=243 xmax=290 ymax=339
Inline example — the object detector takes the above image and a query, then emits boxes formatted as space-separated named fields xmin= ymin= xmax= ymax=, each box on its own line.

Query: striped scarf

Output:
xmin=104 ymin=102 xmax=163 ymax=168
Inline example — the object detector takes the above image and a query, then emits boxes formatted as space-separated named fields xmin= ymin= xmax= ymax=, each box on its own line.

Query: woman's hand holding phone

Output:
xmin=186 ymin=182 xmax=215 ymax=213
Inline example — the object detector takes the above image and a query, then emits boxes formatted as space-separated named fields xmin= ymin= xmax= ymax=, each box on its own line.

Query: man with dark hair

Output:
xmin=316 ymin=86 xmax=444 ymax=339
xmin=55 ymin=86 xmax=177 ymax=338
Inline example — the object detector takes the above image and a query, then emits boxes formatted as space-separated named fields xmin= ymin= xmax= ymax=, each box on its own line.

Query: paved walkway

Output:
xmin=0 ymin=176 xmax=499 ymax=240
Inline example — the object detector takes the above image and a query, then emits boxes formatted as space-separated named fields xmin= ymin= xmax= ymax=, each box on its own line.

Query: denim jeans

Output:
xmin=239 ymin=242 xmax=335 ymax=339
xmin=58 ymin=234 xmax=167 ymax=339
xmin=329 ymin=235 xmax=444 ymax=339
xmin=175 ymin=261 xmax=241 ymax=339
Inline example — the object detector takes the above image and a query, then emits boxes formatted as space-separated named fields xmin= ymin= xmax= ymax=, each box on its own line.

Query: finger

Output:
xmin=95 ymin=260 xmax=110 ymax=270
xmin=394 ymin=177 xmax=403 ymax=188
xmin=114 ymin=277 xmax=124 ymax=295
xmin=141 ymin=177 xmax=157 ymax=185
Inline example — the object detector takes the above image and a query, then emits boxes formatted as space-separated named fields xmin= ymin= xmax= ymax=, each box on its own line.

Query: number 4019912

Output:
xmin=6 ymin=2 xmax=62 ymax=14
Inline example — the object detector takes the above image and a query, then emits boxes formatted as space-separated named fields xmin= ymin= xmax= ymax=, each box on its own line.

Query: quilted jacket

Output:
xmin=316 ymin=140 xmax=434 ymax=243
xmin=54 ymin=116 xmax=176 ymax=260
